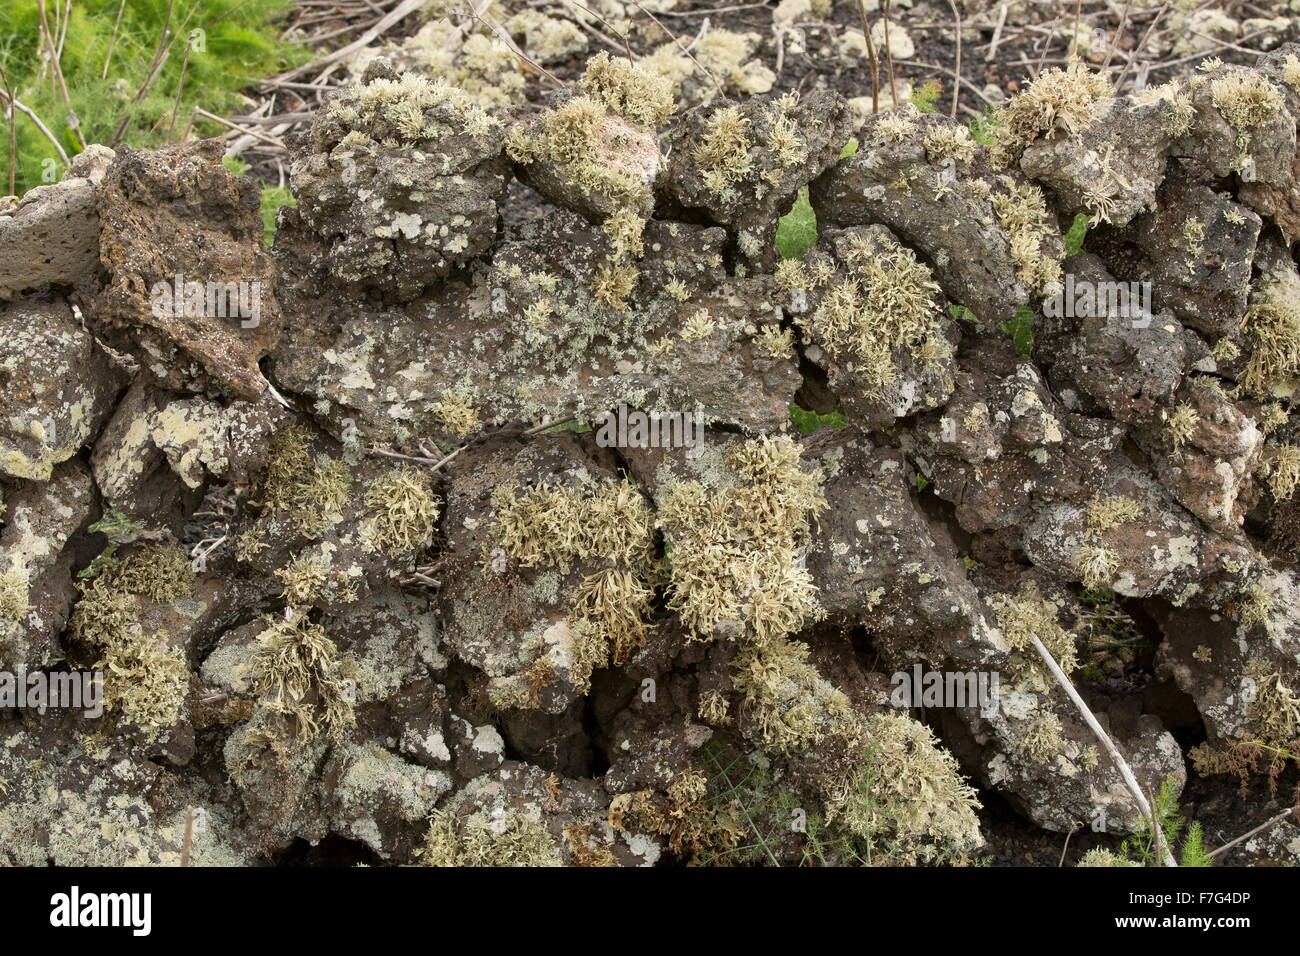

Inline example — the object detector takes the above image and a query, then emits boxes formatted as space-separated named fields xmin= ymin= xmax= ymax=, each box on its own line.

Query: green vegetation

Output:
xmin=788 ymin=403 xmax=848 ymax=434
xmin=966 ymin=105 xmax=999 ymax=145
xmin=223 ymin=156 xmax=296 ymax=245
xmin=1064 ymin=212 xmax=1090 ymax=255
xmin=0 ymin=0 xmax=307 ymax=195
xmin=998 ymin=305 xmax=1035 ymax=358
xmin=1117 ymin=776 xmax=1212 ymax=867
xmin=776 ymin=187 xmax=817 ymax=260
xmin=910 ymin=78 xmax=942 ymax=114
xmin=78 ymin=508 xmax=141 ymax=580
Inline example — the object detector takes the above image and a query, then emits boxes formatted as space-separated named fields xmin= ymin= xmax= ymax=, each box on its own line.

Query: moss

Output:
xmin=249 ymin=614 xmax=356 ymax=744
xmin=421 ymin=807 xmax=563 ymax=867
xmin=991 ymin=581 xmax=1079 ymax=689
xmin=362 ymin=465 xmax=441 ymax=557
xmin=991 ymin=61 xmax=1110 ymax=167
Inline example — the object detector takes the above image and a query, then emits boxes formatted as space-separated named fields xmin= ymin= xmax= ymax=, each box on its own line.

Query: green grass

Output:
xmin=224 ymin=156 xmax=295 ymax=245
xmin=774 ymin=140 xmax=855 ymax=260
xmin=0 ymin=0 xmax=307 ymax=195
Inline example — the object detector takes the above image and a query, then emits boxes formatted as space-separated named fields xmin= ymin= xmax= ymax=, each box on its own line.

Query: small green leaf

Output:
xmin=997 ymin=306 xmax=1035 ymax=358
xmin=789 ymin=404 xmax=849 ymax=435
xmin=1064 ymin=212 xmax=1089 ymax=256
xmin=776 ymin=187 xmax=818 ymax=260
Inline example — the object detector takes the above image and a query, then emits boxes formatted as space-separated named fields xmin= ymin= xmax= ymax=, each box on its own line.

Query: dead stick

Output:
xmin=1027 ymin=633 xmax=1178 ymax=866
xmin=1208 ymin=806 xmax=1297 ymax=860
xmin=855 ymin=0 xmax=879 ymax=115
xmin=946 ymin=0 xmax=961 ymax=118
xmin=881 ymin=0 xmax=898 ymax=106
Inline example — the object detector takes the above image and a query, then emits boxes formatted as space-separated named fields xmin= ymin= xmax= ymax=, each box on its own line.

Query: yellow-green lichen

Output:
xmin=658 ymin=435 xmax=826 ymax=644
xmin=991 ymin=580 xmax=1080 ymax=689
xmin=362 ymin=465 xmax=441 ymax=557
xmin=805 ymin=230 xmax=945 ymax=398
xmin=248 ymin=614 xmax=356 ymax=744
xmin=421 ymin=807 xmax=563 ymax=867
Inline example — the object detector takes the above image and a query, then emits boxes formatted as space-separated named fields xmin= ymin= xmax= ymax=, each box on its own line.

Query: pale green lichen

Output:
xmin=362 ymin=465 xmax=441 ymax=557
xmin=421 ymin=807 xmax=563 ymax=867
xmin=580 ymin=52 xmax=676 ymax=128
xmin=658 ymin=435 xmax=826 ymax=644
xmin=694 ymin=105 xmax=753 ymax=201
xmin=1018 ymin=711 xmax=1065 ymax=765
xmin=248 ymin=614 xmax=356 ymax=744
xmin=1210 ymin=69 xmax=1283 ymax=163
xmin=0 ymin=569 xmax=32 ymax=626
xmin=274 ymin=554 xmax=330 ymax=606
xmin=491 ymin=476 xmax=657 ymax=682
xmin=1241 ymin=267 xmax=1300 ymax=398
xmin=990 ymin=61 xmax=1110 ymax=168
xmin=1166 ymin=403 xmax=1201 ymax=449
xmin=69 ymin=545 xmax=195 ymax=731
xmin=989 ymin=177 xmax=1063 ymax=292
xmin=833 ymin=713 xmax=983 ymax=865
xmin=1073 ymin=543 xmax=1119 ymax=591
xmin=991 ymin=581 xmax=1079 ymax=690
xmin=259 ymin=426 xmax=352 ymax=537
xmin=731 ymin=634 xmax=863 ymax=753
xmin=1086 ymin=495 xmax=1143 ymax=532
xmin=430 ymin=391 xmax=481 ymax=439
xmin=1259 ymin=444 xmax=1300 ymax=500
xmin=805 ymin=230 xmax=944 ymax=398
